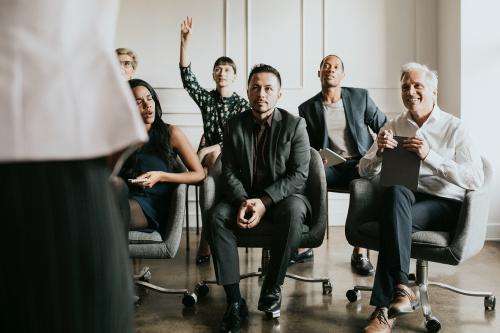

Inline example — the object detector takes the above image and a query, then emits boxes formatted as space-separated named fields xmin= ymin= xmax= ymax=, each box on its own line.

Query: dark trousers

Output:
xmin=370 ymin=185 xmax=462 ymax=307
xmin=207 ymin=196 xmax=307 ymax=287
xmin=325 ymin=159 xmax=360 ymax=188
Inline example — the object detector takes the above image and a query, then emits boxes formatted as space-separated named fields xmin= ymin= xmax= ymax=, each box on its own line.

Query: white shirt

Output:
xmin=0 ymin=0 xmax=147 ymax=161
xmin=359 ymin=105 xmax=484 ymax=201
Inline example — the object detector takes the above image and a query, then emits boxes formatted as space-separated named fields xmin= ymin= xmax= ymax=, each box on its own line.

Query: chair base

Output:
xmin=133 ymin=264 xmax=197 ymax=307
xmin=345 ymin=259 xmax=496 ymax=333
xmin=194 ymin=249 xmax=333 ymax=317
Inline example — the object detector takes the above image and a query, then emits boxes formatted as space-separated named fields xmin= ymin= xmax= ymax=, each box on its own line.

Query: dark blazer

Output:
xmin=221 ymin=108 xmax=310 ymax=207
xmin=298 ymin=87 xmax=386 ymax=156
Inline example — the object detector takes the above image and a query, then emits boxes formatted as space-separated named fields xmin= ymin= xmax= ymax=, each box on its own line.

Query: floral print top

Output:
xmin=180 ymin=65 xmax=250 ymax=147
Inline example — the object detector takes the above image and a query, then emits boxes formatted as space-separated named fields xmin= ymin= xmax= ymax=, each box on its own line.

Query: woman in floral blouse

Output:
xmin=180 ymin=16 xmax=249 ymax=264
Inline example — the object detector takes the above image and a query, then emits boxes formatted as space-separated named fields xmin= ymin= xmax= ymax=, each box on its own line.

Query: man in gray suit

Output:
xmin=207 ymin=64 xmax=310 ymax=333
xmin=298 ymin=55 xmax=387 ymax=275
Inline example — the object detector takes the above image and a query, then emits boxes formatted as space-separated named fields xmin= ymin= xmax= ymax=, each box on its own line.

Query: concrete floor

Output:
xmin=134 ymin=226 xmax=499 ymax=333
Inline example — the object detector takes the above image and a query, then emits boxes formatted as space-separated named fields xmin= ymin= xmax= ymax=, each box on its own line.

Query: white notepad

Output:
xmin=319 ymin=148 xmax=347 ymax=167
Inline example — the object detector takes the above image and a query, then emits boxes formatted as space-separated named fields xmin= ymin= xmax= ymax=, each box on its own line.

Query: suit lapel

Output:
xmin=268 ymin=109 xmax=282 ymax=179
xmin=341 ymin=87 xmax=358 ymax=143
xmin=312 ymin=93 xmax=328 ymax=148
xmin=242 ymin=111 xmax=255 ymax=187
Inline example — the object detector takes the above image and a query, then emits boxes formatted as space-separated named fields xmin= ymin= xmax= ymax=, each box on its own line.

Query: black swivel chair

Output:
xmin=194 ymin=148 xmax=332 ymax=318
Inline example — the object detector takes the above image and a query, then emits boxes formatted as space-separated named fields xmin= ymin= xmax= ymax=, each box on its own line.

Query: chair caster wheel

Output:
xmin=425 ymin=316 xmax=441 ymax=333
xmin=485 ymin=295 xmax=496 ymax=310
xmin=346 ymin=289 xmax=360 ymax=302
xmin=141 ymin=270 xmax=152 ymax=282
xmin=195 ymin=283 xmax=209 ymax=297
xmin=182 ymin=293 xmax=197 ymax=307
xmin=265 ymin=310 xmax=280 ymax=320
xmin=408 ymin=273 xmax=416 ymax=281
xmin=322 ymin=281 xmax=333 ymax=295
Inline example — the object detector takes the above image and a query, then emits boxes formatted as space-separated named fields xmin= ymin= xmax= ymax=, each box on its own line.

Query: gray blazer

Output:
xmin=298 ymin=87 xmax=387 ymax=156
xmin=221 ymin=108 xmax=310 ymax=207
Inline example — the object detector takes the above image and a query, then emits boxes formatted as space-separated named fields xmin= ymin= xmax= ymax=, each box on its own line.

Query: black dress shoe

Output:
xmin=258 ymin=285 xmax=282 ymax=319
xmin=351 ymin=253 xmax=374 ymax=276
xmin=289 ymin=248 xmax=314 ymax=266
xmin=220 ymin=299 xmax=248 ymax=333
xmin=195 ymin=254 xmax=210 ymax=265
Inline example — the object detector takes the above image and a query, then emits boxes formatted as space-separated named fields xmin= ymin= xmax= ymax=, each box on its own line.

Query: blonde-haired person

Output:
xmin=116 ymin=47 xmax=138 ymax=80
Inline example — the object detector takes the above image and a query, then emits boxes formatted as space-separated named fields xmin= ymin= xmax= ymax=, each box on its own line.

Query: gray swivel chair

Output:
xmin=344 ymin=157 xmax=495 ymax=332
xmin=194 ymin=148 xmax=332 ymax=317
xmin=129 ymin=161 xmax=197 ymax=307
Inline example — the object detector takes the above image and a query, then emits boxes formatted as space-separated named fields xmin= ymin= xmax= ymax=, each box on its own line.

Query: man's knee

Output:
xmin=383 ymin=185 xmax=413 ymax=202
xmin=206 ymin=201 xmax=234 ymax=233
xmin=273 ymin=196 xmax=308 ymax=226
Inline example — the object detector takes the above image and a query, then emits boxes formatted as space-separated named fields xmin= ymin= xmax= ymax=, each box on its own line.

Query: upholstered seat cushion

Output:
xmin=129 ymin=230 xmax=163 ymax=244
xmin=358 ymin=222 xmax=451 ymax=248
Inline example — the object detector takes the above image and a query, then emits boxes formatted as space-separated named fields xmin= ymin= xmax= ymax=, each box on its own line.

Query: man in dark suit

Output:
xmin=207 ymin=64 xmax=310 ymax=333
xmin=298 ymin=55 xmax=387 ymax=276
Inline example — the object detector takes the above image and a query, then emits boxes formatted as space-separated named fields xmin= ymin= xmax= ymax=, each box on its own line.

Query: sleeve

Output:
xmin=358 ymin=122 xmax=393 ymax=179
xmin=179 ymin=64 xmax=211 ymax=111
xmin=263 ymin=118 xmax=310 ymax=203
xmin=424 ymin=124 xmax=484 ymax=190
xmin=364 ymin=91 xmax=387 ymax=133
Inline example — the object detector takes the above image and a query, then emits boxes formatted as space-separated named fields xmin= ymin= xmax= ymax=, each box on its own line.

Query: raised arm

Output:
xmin=179 ymin=16 xmax=192 ymax=68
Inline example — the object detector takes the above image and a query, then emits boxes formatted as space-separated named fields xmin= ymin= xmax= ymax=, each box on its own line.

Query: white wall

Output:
xmin=460 ymin=0 xmax=500 ymax=239
xmin=116 ymin=0 xmax=499 ymax=238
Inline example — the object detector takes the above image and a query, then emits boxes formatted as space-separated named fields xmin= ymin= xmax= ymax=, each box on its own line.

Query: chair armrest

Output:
xmin=161 ymin=182 xmax=187 ymax=258
xmin=449 ymin=157 xmax=493 ymax=262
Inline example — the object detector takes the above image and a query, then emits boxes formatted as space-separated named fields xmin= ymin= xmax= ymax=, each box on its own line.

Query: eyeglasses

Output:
xmin=120 ymin=61 xmax=133 ymax=68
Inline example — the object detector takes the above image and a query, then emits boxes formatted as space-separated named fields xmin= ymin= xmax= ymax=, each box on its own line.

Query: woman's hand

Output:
xmin=136 ymin=171 xmax=166 ymax=189
xmin=180 ymin=16 xmax=193 ymax=45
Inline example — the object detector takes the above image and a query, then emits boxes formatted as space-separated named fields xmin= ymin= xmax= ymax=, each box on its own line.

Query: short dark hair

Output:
xmin=247 ymin=63 xmax=282 ymax=87
xmin=319 ymin=54 xmax=344 ymax=71
xmin=213 ymin=56 xmax=237 ymax=74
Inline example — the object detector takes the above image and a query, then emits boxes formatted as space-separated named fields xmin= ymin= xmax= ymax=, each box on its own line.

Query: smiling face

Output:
xmin=132 ymin=85 xmax=155 ymax=129
xmin=401 ymin=70 xmax=437 ymax=117
xmin=212 ymin=64 xmax=236 ymax=88
xmin=318 ymin=55 xmax=345 ymax=88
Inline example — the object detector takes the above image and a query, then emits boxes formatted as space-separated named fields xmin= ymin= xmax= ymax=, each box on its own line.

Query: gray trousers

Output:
xmin=370 ymin=185 xmax=461 ymax=307
xmin=206 ymin=196 xmax=307 ymax=287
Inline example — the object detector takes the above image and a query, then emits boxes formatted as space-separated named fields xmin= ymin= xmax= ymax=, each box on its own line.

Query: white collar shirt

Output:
xmin=359 ymin=105 xmax=484 ymax=201
xmin=0 ymin=0 xmax=147 ymax=161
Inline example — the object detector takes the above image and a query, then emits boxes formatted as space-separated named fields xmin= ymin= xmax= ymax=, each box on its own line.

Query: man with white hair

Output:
xmin=358 ymin=62 xmax=484 ymax=333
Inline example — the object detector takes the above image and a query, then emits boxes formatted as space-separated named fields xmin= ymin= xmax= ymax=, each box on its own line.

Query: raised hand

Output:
xmin=180 ymin=16 xmax=193 ymax=44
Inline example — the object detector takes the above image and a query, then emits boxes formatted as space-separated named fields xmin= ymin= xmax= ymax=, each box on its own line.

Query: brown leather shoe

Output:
xmin=364 ymin=307 xmax=394 ymax=333
xmin=387 ymin=284 xmax=418 ymax=319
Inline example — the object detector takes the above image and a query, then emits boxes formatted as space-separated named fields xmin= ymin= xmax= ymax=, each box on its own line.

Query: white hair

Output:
xmin=400 ymin=62 xmax=438 ymax=90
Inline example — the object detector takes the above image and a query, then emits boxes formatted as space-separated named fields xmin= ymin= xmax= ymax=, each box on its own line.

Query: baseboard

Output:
xmin=486 ymin=221 xmax=500 ymax=241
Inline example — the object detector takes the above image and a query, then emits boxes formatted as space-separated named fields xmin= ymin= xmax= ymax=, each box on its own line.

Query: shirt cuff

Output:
xmin=259 ymin=195 xmax=273 ymax=210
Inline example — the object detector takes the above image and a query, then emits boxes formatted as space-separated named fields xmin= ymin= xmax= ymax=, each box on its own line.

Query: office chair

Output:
xmin=129 ymin=160 xmax=197 ymax=307
xmin=344 ymin=157 xmax=495 ymax=332
xmin=194 ymin=148 xmax=332 ymax=318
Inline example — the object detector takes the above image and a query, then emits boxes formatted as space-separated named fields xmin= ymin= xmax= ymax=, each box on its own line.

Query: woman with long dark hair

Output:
xmin=119 ymin=79 xmax=204 ymax=232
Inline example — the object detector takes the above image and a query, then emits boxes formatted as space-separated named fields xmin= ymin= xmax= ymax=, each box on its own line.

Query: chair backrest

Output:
xmin=129 ymin=157 xmax=187 ymax=259
xmin=199 ymin=148 xmax=327 ymax=248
